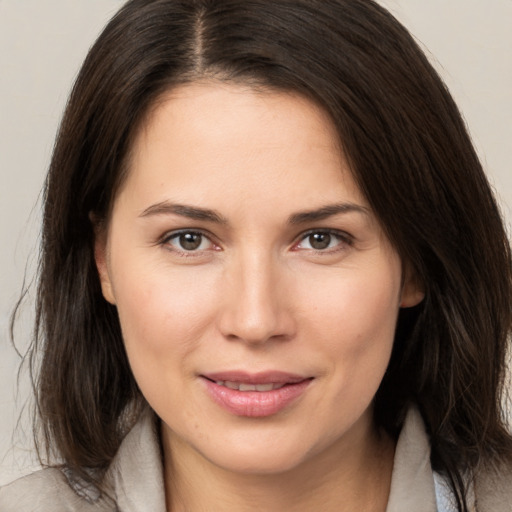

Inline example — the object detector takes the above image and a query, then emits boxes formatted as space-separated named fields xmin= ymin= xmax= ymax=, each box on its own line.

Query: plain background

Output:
xmin=0 ymin=0 xmax=511 ymax=485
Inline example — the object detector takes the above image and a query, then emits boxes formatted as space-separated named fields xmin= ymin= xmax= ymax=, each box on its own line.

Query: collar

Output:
xmin=107 ymin=408 xmax=167 ymax=512
xmin=385 ymin=407 xmax=438 ymax=512
xmin=104 ymin=406 xmax=445 ymax=512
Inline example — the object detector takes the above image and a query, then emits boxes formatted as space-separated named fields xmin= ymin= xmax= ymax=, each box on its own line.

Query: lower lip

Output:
xmin=202 ymin=378 xmax=312 ymax=417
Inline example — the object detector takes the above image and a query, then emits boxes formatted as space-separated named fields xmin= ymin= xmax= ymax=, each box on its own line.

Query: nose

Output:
xmin=217 ymin=252 xmax=295 ymax=345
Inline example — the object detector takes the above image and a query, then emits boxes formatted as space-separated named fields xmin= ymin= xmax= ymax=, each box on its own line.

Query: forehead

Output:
xmin=117 ymin=82 xmax=367 ymax=215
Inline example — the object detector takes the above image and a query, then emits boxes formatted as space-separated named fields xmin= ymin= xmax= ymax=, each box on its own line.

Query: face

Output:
xmin=95 ymin=83 xmax=423 ymax=475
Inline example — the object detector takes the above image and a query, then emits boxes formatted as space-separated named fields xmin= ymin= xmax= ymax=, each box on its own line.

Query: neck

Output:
xmin=161 ymin=416 xmax=395 ymax=512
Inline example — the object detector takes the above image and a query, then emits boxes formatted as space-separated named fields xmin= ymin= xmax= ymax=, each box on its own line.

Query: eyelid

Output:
xmin=160 ymin=228 xmax=220 ymax=253
xmin=292 ymin=228 xmax=354 ymax=251
xmin=161 ymin=228 xmax=208 ymax=242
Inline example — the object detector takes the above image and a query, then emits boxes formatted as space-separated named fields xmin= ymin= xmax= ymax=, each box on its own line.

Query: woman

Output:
xmin=1 ymin=0 xmax=511 ymax=510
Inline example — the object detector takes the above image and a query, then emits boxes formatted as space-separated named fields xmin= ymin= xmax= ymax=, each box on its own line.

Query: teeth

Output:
xmin=214 ymin=381 xmax=285 ymax=391
xmin=255 ymin=383 xmax=274 ymax=392
xmin=239 ymin=383 xmax=257 ymax=391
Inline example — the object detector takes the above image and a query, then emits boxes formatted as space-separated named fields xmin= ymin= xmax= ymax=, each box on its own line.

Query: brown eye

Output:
xmin=179 ymin=233 xmax=202 ymax=250
xmin=294 ymin=230 xmax=350 ymax=253
xmin=308 ymin=233 xmax=332 ymax=250
xmin=165 ymin=231 xmax=213 ymax=252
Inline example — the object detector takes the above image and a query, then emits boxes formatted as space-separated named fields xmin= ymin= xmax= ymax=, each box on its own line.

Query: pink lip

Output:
xmin=201 ymin=371 xmax=313 ymax=417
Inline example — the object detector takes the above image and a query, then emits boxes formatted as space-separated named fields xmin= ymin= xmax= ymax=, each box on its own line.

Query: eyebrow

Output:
xmin=139 ymin=200 xmax=369 ymax=225
xmin=288 ymin=203 xmax=369 ymax=224
xmin=139 ymin=201 xmax=228 ymax=224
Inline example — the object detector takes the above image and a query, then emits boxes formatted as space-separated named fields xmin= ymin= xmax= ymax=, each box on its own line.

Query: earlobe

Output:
xmin=92 ymin=221 xmax=116 ymax=305
xmin=400 ymin=287 xmax=425 ymax=308
xmin=400 ymin=267 xmax=425 ymax=308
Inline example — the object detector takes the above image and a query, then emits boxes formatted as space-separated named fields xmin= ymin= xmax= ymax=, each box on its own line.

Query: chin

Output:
xmin=205 ymin=445 xmax=310 ymax=476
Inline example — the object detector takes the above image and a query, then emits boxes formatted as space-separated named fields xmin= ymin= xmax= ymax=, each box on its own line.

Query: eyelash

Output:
xmin=160 ymin=228 xmax=353 ymax=256
xmin=293 ymin=229 xmax=353 ymax=253
xmin=161 ymin=229 xmax=218 ymax=257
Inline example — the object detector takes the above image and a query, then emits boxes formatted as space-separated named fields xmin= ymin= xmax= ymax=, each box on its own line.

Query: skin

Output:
xmin=95 ymin=82 xmax=424 ymax=512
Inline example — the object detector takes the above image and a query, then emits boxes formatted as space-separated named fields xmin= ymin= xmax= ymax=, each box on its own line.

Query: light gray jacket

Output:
xmin=1 ymin=407 xmax=510 ymax=511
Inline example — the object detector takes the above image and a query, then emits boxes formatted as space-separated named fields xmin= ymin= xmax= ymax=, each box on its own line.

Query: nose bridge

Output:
xmin=219 ymin=247 xmax=292 ymax=344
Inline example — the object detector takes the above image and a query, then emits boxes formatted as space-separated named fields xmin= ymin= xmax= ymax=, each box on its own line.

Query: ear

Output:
xmin=91 ymin=215 xmax=116 ymax=305
xmin=400 ymin=265 xmax=425 ymax=308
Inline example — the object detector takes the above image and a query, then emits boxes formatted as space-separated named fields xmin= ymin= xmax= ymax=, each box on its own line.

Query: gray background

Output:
xmin=1 ymin=0 xmax=511 ymax=484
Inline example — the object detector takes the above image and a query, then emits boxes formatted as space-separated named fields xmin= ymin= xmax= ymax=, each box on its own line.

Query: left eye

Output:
xmin=165 ymin=231 xmax=214 ymax=252
xmin=296 ymin=231 xmax=346 ymax=251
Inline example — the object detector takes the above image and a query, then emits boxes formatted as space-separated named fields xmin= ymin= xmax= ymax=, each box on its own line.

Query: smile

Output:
xmin=201 ymin=372 xmax=313 ymax=417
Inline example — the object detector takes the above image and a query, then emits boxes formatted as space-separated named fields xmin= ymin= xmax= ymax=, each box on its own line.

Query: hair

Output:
xmin=20 ymin=0 xmax=512 ymax=510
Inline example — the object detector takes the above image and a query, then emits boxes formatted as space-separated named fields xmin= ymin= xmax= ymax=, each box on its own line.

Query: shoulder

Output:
xmin=0 ymin=468 xmax=112 ymax=512
xmin=0 ymin=408 xmax=160 ymax=512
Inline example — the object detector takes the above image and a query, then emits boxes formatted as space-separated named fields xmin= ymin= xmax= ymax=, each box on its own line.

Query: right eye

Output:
xmin=163 ymin=231 xmax=216 ymax=253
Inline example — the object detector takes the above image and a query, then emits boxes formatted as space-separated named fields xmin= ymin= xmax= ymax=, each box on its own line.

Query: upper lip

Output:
xmin=201 ymin=371 xmax=310 ymax=385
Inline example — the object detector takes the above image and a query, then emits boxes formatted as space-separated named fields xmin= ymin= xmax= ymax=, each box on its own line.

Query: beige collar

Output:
xmin=107 ymin=408 xmax=167 ymax=512
xmin=385 ymin=407 xmax=438 ymax=512
xmin=106 ymin=406 xmax=448 ymax=512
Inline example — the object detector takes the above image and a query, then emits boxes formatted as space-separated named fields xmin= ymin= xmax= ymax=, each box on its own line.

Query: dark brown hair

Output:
xmin=23 ymin=1 xmax=512 ymax=510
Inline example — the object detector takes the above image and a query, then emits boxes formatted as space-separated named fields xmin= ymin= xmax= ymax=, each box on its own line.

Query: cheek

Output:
xmin=298 ymin=268 xmax=400 ymax=436
xmin=110 ymin=259 xmax=225 ymax=417
xmin=304 ymin=264 xmax=400 ymax=339
xmin=299 ymin=258 xmax=401 ymax=384
xmin=111 ymin=254 xmax=220 ymax=364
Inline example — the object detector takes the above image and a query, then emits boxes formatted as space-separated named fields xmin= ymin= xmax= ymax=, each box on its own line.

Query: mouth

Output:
xmin=201 ymin=372 xmax=313 ymax=417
